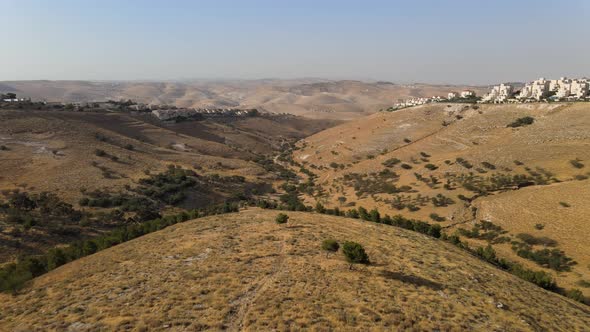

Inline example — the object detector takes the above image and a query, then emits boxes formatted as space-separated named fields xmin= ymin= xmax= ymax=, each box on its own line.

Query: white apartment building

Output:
xmin=570 ymin=79 xmax=589 ymax=98
xmin=518 ymin=77 xmax=589 ymax=101
xmin=447 ymin=92 xmax=458 ymax=99
xmin=482 ymin=84 xmax=513 ymax=103
xmin=460 ymin=90 xmax=475 ymax=98
xmin=518 ymin=78 xmax=550 ymax=100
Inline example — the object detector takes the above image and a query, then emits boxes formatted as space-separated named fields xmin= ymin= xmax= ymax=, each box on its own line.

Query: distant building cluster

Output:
xmin=391 ymin=90 xmax=475 ymax=110
xmin=151 ymin=108 xmax=258 ymax=121
xmin=482 ymin=77 xmax=590 ymax=103
xmin=1 ymin=93 xmax=29 ymax=102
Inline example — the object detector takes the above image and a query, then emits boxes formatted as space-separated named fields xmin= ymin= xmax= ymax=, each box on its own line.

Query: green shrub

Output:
xmin=424 ymin=163 xmax=438 ymax=170
xmin=429 ymin=213 xmax=446 ymax=222
xmin=275 ymin=213 xmax=289 ymax=224
xmin=516 ymin=233 xmax=558 ymax=247
xmin=342 ymin=241 xmax=370 ymax=268
xmin=565 ymin=288 xmax=585 ymax=303
xmin=507 ymin=116 xmax=534 ymax=128
xmin=481 ymin=162 xmax=496 ymax=170
xmin=400 ymin=163 xmax=412 ymax=170
xmin=321 ymin=239 xmax=340 ymax=255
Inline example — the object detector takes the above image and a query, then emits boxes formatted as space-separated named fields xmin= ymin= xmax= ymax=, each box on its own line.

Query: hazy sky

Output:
xmin=2 ymin=0 xmax=589 ymax=84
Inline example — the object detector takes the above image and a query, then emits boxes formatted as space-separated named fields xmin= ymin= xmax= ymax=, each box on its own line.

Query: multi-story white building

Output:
xmin=447 ymin=92 xmax=458 ymax=99
xmin=518 ymin=78 xmax=550 ymax=100
xmin=460 ymin=90 xmax=475 ymax=98
xmin=570 ymin=79 xmax=589 ymax=98
xmin=518 ymin=77 xmax=588 ymax=101
xmin=482 ymin=84 xmax=513 ymax=103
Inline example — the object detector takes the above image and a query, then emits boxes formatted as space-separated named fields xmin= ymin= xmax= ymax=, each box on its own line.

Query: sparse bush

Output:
xmin=513 ymin=244 xmax=575 ymax=272
xmin=429 ymin=213 xmax=446 ymax=222
xmin=507 ymin=116 xmax=534 ymax=128
xmin=382 ymin=158 xmax=401 ymax=168
xmin=95 ymin=149 xmax=106 ymax=157
xmin=534 ymin=223 xmax=545 ymax=230
xmin=565 ymin=289 xmax=585 ymax=303
xmin=516 ymin=233 xmax=558 ymax=247
xmin=275 ymin=213 xmax=289 ymax=224
xmin=513 ymin=160 xmax=524 ymax=166
xmin=400 ymin=163 xmax=412 ymax=170
xmin=424 ymin=163 xmax=438 ymax=170
xmin=455 ymin=157 xmax=473 ymax=169
xmin=124 ymin=144 xmax=134 ymax=150
xmin=559 ymin=202 xmax=570 ymax=208
xmin=481 ymin=162 xmax=496 ymax=170
xmin=403 ymin=138 xmax=412 ymax=143
xmin=342 ymin=241 xmax=370 ymax=269
xmin=0 ymin=145 xmax=8 ymax=151
xmin=431 ymin=194 xmax=455 ymax=207
xmin=570 ymin=159 xmax=584 ymax=169
xmin=321 ymin=239 xmax=340 ymax=256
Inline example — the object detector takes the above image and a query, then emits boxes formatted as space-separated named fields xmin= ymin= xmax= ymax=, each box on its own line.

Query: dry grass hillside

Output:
xmin=292 ymin=102 xmax=590 ymax=296
xmin=0 ymin=108 xmax=336 ymax=264
xmin=1 ymin=80 xmax=488 ymax=120
xmin=1 ymin=209 xmax=589 ymax=331
xmin=0 ymin=109 xmax=333 ymax=204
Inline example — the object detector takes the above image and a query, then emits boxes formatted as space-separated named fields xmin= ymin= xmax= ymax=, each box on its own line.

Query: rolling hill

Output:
xmin=292 ymin=102 xmax=590 ymax=297
xmin=0 ymin=108 xmax=335 ymax=263
xmin=0 ymin=80 xmax=488 ymax=120
xmin=0 ymin=209 xmax=588 ymax=331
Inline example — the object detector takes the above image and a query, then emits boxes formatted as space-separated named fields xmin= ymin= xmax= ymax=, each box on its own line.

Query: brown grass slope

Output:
xmin=0 ymin=109 xmax=334 ymax=204
xmin=293 ymin=102 xmax=590 ymax=296
xmin=0 ymin=110 xmax=257 ymax=204
xmin=0 ymin=209 xmax=588 ymax=331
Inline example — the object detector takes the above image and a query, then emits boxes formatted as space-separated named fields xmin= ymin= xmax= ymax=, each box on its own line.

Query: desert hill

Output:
xmin=1 ymin=209 xmax=588 ymax=331
xmin=292 ymin=102 xmax=590 ymax=296
xmin=0 ymin=80 xmax=488 ymax=120
xmin=0 ymin=108 xmax=335 ymax=263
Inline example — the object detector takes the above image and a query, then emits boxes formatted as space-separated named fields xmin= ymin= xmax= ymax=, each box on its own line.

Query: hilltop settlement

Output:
xmin=390 ymin=76 xmax=590 ymax=110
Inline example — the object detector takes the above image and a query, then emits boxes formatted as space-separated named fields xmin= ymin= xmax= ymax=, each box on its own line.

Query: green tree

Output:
xmin=46 ymin=248 xmax=68 ymax=270
xmin=342 ymin=241 xmax=370 ymax=269
xmin=315 ymin=202 xmax=326 ymax=213
xmin=369 ymin=209 xmax=380 ymax=223
xmin=275 ymin=213 xmax=289 ymax=224
xmin=358 ymin=207 xmax=369 ymax=221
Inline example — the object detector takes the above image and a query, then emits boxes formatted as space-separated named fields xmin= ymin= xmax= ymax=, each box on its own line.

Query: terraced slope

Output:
xmin=1 ymin=209 xmax=588 ymax=331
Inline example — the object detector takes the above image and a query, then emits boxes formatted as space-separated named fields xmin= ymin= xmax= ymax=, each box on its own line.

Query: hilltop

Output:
xmin=1 ymin=209 xmax=588 ymax=331
xmin=292 ymin=102 xmax=590 ymax=297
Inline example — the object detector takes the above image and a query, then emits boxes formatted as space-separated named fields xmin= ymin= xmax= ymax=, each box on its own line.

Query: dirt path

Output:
xmin=227 ymin=230 xmax=289 ymax=331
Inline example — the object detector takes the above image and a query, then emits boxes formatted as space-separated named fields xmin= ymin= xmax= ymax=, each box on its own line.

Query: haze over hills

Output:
xmin=0 ymin=80 xmax=489 ymax=120
xmin=1 ymin=82 xmax=590 ymax=331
